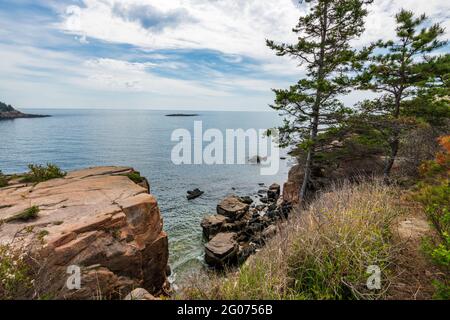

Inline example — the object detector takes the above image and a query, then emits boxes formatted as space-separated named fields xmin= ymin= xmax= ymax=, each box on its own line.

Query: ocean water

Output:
xmin=0 ymin=109 xmax=292 ymax=278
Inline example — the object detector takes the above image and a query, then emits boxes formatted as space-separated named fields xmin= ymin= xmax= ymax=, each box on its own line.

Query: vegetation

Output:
xmin=181 ymin=181 xmax=401 ymax=300
xmin=123 ymin=171 xmax=144 ymax=184
xmin=20 ymin=164 xmax=66 ymax=183
xmin=0 ymin=170 xmax=8 ymax=188
xmin=268 ymin=0 xmax=448 ymax=203
xmin=180 ymin=2 xmax=449 ymax=301
xmin=266 ymin=0 xmax=373 ymax=200
xmin=0 ymin=101 xmax=15 ymax=113
xmin=413 ymin=136 xmax=450 ymax=299
xmin=3 ymin=206 xmax=40 ymax=223
xmin=356 ymin=10 xmax=446 ymax=182
xmin=0 ymin=245 xmax=32 ymax=300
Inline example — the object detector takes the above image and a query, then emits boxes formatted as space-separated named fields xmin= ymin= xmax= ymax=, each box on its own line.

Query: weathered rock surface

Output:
xmin=0 ymin=166 xmax=169 ymax=299
xmin=201 ymin=214 xmax=227 ymax=240
xmin=124 ymin=288 xmax=156 ymax=300
xmin=283 ymin=155 xmax=385 ymax=204
xmin=267 ymin=183 xmax=280 ymax=201
xmin=216 ymin=196 xmax=250 ymax=221
xmin=204 ymin=232 xmax=238 ymax=267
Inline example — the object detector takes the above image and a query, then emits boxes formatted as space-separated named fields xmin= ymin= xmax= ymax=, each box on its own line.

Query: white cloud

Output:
xmin=1 ymin=0 xmax=448 ymax=110
xmin=59 ymin=0 xmax=303 ymax=61
xmin=59 ymin=0 xmax=449 ymax=58
xmin=79 ymin=57 xmax=229 ymax=96
xmin=362 ymin=0 xmax=450 ymax=47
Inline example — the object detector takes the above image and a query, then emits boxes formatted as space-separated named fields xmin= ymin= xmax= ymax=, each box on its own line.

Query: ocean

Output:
xmin=0 ymin=109 xmax=292 ymax=279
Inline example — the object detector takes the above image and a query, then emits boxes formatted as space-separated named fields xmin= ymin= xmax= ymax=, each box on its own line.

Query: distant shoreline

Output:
xmin=0 ymin=112 xmax=50 ymax=120
xmin=0 ymin=101 xmax=50 ymax=120
xmin=165 ymin=113 xmax=199 ymax=117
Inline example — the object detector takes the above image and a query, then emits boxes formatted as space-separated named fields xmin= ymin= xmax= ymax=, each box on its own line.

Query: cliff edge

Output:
xmin=0 ymin=166 xmax=169 ymax=299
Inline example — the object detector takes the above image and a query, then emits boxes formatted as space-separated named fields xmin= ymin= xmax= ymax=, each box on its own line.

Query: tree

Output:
xmin=357 ymin=10 xmax=446 ymax=182
xmin=266 ymin=0 xmax=372 ymax=202
xmin=404 ymin=54 xmax=450 ymax=128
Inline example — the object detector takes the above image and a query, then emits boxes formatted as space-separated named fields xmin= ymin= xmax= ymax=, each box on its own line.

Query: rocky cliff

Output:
xmin=283 ymin=156 xmax=386 ymax=204
xmin=0 ymin=166 xmax=169 ymax=299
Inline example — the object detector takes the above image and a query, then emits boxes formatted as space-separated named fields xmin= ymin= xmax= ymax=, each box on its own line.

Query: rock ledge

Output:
xmin=0 ymin=166 xmax=169 ymax=299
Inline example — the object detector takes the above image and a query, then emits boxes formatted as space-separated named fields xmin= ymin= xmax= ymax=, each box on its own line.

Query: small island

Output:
xmin=0 ymin=101 xmax=50 ymax=120
xmin=165 ymin=113 xmax=199 ymax=117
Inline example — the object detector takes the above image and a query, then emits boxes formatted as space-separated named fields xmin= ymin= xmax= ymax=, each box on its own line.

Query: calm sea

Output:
xmin=0 ymin=109 xmax=292 ymax=278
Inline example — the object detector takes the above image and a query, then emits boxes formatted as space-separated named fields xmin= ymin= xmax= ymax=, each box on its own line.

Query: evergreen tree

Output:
xmin=266 ymin=0 xmax=372 ymax=201
xmin=357 ymin=10 xmax=446 ymax=182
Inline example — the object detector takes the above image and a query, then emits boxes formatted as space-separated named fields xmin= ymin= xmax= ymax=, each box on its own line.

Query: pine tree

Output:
xmin=357 ymin=10 xmax=446 ymax=182
xmin=266 ymin=0 xmax=372 ymax=202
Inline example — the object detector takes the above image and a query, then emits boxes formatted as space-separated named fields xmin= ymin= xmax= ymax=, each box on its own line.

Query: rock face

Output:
xmin=0 ymin=166 xmax=169 ymax=299
xmin=283 ymin=156 xmax=385 ymax=204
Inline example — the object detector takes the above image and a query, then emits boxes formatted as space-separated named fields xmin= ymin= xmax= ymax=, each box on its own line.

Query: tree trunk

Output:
xmin=299 ymin=1 xmax=328 ymax=203
xmin=383 ymin=139 xmax=399 ymax=183
xmin=299 ymin=116 xmax=319 ymax=202
xmin=384 ymin=92 xmax=402 ymax=183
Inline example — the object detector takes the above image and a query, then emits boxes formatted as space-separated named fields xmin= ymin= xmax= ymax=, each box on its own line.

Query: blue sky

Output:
xmin=0 ymin=0 xmax=449 ymax=111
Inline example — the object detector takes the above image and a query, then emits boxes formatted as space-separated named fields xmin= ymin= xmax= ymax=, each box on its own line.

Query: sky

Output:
xmin=0 ymin=0 xmax=449 ymax=111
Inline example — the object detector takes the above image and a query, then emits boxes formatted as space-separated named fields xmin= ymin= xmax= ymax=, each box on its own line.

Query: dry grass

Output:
xmin=180 ymin=179 xmax=405 ymax=300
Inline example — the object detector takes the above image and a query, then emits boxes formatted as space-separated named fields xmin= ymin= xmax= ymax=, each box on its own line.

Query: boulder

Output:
xmin=239 ymin=196 xmax=253 ymax=205
xmin=124 ymin=288 xmax=156 ymax=300
xmin=267 ymin=183 xmax=281 ymax=201
xmin=0 ymin=166 xmax=169 ymax=300
xmin=187 ymin=188 xmax=204 ymax=200
xmin=201 ymin=215 xmax=227 ymax=240
xmin=204 ymin=232 xmax=238 ymax=267
xmin=216 ymin=196 xmax=249 ymax=221
xmin=262 ymin=225 xmax=277 ymax=239
xmin=283 ymin=165 xmax=304 ymax=204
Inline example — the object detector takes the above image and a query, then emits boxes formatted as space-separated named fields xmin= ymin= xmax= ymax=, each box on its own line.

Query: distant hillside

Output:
xmin=0 ymin=101 xmax=16 ymax=112
xmin=0 ymin=101 xmax=49 ymax=120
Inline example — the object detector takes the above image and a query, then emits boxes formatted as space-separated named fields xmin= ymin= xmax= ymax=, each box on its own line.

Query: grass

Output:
xmin=3 ymin=206 xmax=40 ymax=223
xmin=180 ymin=180 xmax=402 ymax=300
xmin=20 ymin=164 xmax=66 ymax=183
xmin=37 ymin=230 xmax=49 ymax=243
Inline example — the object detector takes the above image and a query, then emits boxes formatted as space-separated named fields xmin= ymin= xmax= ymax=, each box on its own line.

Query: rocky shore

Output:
xmin=201 ymin=183 xmax=292 ymax=268
xmin=200 ymin=151 xmax=388 ymax=268
xmin=0 ymin=166 xmax=169 ymax=299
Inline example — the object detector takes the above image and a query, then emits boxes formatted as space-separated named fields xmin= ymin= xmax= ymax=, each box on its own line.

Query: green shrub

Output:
xmin=0 ymin=170 xmax=8 ymax=188
xmin=413 ymin=135 xmax=450 ymax=299
xmin=0 ymin=245 xmax=32 ymax=299
xmin=4 ymin=206 xmax=40 ymax=223
xmin=21 ymin=164 xmax=66 ymax=183
xmin=123 ymin=171 xmax=144 ymax=184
